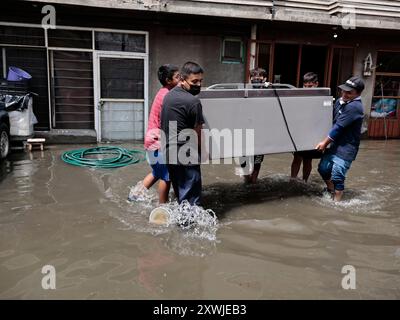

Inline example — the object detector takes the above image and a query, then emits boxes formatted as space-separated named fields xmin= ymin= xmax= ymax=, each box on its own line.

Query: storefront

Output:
xmin=0 ymin=23 xmax=149 ymax=141
xmin=248 ymin=23 xmax=400 ymax=139
xmin=368 ymin=50 xmax=400 ymax=138
xmin=247 ymin=39 xmax=355 ymax=98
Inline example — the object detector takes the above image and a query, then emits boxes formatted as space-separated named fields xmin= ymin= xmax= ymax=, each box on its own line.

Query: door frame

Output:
xmin=93 ymin=51 xmax=148 ymax=142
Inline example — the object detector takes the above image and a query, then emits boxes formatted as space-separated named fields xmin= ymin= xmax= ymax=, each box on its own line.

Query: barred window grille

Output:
xmin=222 ymin=38 xmax=243 ymax=63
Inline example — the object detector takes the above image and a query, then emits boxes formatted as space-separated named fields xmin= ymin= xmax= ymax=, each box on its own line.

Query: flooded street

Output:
xmin=0 ymin=140 xmax=399 ymax=299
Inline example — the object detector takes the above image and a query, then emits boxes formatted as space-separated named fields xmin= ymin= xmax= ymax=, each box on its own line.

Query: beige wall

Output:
xmin=148 ymin=25 xmax=247 ymax=104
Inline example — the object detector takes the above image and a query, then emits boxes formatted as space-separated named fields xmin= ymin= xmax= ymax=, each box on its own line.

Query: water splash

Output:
xmin=98 ymin=177 xmax=220 ymax=256
xmin=159 ymin=200 xmax=219 ymax=241
xmin=312 ymin=185 xmax=395 ymax=215
xmin=127 ymin=181 xmax=155 ymax=203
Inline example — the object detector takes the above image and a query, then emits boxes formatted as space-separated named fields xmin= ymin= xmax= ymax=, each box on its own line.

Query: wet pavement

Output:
xmin=0 ymin=140 xmax=399 ymax=299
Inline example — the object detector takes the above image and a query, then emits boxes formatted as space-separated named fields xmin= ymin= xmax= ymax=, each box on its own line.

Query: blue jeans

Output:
xmin=318 ymin=154 xmax=352 ymax=191
xmin=167 ymin=165 xmax=202 ymax=206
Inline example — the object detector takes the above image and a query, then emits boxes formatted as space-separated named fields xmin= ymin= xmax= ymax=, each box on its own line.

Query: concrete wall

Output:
xmin=354 ymin=44 xmax=376 ymax=116
xmin=148 ymin=25 xmax=248 ymax=104
xmin=21 ymin=0 xmax=400 ymax=30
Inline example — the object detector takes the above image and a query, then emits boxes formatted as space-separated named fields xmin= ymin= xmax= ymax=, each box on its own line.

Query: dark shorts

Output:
xmin=147 ymin=150 xmax=170 ymax=181
xmin=293 ymin=150 xmax=323 ymax=159
xmin=254 ymin=155 xmax=264 ymax=164
xmin=240 ymin=155 xmax=264 ymax=168
xmin=167 ymin=165 xmax=202 ymax=206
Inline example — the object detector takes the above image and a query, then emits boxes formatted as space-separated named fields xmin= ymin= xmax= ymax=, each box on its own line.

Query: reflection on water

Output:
xmin=0 ymin=140 xmax=399 ymax=299
xmin=0 ymin=160 xmax=12 ymax=183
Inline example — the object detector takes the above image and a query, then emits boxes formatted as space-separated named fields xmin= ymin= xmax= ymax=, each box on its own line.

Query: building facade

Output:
xmin=1 ymin=0 xmax=399 ymax=140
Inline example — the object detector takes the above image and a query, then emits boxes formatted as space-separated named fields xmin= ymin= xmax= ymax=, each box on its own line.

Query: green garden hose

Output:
xmin=61 ymin=146 xmax=146 ymax=168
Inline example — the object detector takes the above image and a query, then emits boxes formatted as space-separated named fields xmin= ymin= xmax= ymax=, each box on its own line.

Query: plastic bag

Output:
xmin=0 ymin=93 xmax=31 ymax=112
xmin=8 ymin=97 xmax=37 ymax=136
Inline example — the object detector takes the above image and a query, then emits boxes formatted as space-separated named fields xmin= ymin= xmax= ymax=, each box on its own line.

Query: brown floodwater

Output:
xmin=0 ymin=140 xmax=399 ymax=299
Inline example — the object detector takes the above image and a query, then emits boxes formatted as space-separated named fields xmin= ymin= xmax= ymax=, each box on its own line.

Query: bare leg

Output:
xmin=325 ymin=180 xmax=334 ymax=192
xmin=158 ymin=180 xmax=171 ymax=204
xmin=242 ymin=175 xmax=251 ymax=184
xmin=251 ymin=170 xmax=260 ymax=184
xmin=291 ymin=154 xmax=302 ymax=179
xmin=302 ymin=158 xmax=312 ymax=182
xmin=250 ymin=163 xmax=261 ymax=184
xmin=334 ymin=190 xmax=344 ymax=202
xmin=143 ymin=173 xmax=158 ymax=189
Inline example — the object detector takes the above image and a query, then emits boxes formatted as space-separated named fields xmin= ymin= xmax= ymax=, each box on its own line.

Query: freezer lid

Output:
xmin=199 ymin=87 xmax=331 ymax=99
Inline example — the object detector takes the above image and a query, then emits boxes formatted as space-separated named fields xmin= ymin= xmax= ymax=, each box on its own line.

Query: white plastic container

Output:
xmin=149 ymin=207 xmax=171 ymax=225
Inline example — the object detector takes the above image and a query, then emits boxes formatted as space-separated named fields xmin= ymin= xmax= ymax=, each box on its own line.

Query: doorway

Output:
xmin=94 ymin=52 xmax=147 ymax=141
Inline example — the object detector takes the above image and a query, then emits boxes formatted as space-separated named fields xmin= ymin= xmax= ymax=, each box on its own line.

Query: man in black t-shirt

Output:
xmin=160 ymin=61 xmax=205 ymax=206
xmin=237 ymin=67 xmax=268 ymax=184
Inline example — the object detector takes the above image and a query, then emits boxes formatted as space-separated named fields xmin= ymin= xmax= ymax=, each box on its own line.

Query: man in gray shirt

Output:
xmin=161 ymin=61 xmax=205 ymax=206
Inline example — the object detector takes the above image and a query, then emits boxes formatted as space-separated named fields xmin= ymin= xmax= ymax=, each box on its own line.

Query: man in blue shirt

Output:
xmin=315 ymin=76 xmax=365 ymax=201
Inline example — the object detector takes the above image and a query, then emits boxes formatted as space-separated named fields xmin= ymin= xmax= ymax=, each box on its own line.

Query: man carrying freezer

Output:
xmin=161 ymin=61 xmax=205 ymax=206
xmin=316 ymin=76 xmax=365 ymax=201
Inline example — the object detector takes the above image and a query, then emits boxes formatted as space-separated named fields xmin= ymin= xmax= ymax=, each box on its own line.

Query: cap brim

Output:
xmin=338 ymin=84 xmax=353 ymax=92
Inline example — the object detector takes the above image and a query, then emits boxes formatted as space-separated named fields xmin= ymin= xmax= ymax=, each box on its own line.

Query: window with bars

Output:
xmin=371 ymin=51 xmax=400 ymax=119
xmin=50 ymin=50 xmax=94 ymax=129
xmin=100 ymin=58 xmax=144 ymax=99
xmin=221 ymin=38 xmax=243 ymax=63
xmin=47 ymin=29 xmax=92 ymax=49
xmin=95 ymin=32 xmax=146 ymax=53
xmin=0 ymin=26 xmax=45 ymax=46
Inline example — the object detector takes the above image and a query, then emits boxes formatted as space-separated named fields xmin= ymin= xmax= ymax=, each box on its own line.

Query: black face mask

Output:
xmin=187 ymin=84 xmax=201 ymax=96
xmin=251 ymin=79 xmax=264 ymax=89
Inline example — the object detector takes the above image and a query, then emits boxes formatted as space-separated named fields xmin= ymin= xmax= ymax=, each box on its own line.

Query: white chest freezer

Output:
xmin=198 ymin=86 xmax=333 ymax=160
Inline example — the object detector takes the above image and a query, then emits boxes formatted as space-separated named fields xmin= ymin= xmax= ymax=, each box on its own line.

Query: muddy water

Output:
xmin=0 ymin=140 xmax=399 ymax=299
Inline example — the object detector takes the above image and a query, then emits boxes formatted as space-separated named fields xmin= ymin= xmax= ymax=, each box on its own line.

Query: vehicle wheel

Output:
xmin=0 ymin=123 xmax=10 ymax=160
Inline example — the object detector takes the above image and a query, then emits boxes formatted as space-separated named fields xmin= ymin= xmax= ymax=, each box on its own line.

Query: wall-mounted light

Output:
xmin=332 ymin=26 xmax=338 ymax=39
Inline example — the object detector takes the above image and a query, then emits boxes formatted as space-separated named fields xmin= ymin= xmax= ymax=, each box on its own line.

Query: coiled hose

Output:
xmin=61 ymin=146 xmax=146 ymax=168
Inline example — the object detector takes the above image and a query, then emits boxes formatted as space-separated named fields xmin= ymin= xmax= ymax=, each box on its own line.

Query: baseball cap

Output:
xmin=338 ymin=76 xmax=365 ymax=92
